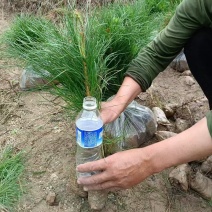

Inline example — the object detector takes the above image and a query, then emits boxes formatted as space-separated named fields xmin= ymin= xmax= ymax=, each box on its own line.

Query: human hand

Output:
xmin=100 ymin=76 xmax=142 ymax=124
xmin=100 ymin=100 xmax=125 ymax=124
xmin=77 ymin=118 xmax=212 ymax=192
xmin=76 ymin=148 xmax=154 ymax=191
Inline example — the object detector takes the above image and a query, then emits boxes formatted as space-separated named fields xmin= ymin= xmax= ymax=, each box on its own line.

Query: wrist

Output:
xmin=100 ymin=98 xmax=126 ymax=124
xmin=111 ymin=95 xmax=128 ymax=113
xmin=141 ymin=143 xmax=170 ymax=175
xmin=133 ymin=147 xmax=160 ymax=178
xmin=113 ymin=76 xmax=142 ymax=110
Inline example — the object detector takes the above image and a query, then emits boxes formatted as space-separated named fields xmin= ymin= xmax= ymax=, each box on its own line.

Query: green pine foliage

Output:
xmin=1 ymin=0 xmax=181 ymax=114
xmin=0 ymin=15 xmax=61 ymax=62
xmin=146 ymin=0 xmax=181 ymax=14
xmin=91 ymin=0 xmax=173 ymax=97
xmin=0 ymin=147 xmax=25 ymax=211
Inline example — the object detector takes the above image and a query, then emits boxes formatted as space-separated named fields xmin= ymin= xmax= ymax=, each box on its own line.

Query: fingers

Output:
xmin=77 ymin=170 xmax=110 ymax=185
xmin=77 ymin=169 xmax=124 ymax=191
xmin=76 ymin=158 xmax=108 ymax=173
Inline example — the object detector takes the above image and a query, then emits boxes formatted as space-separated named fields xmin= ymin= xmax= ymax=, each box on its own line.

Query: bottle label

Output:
xmin=76 ymin=127 xmax=103 ymax=148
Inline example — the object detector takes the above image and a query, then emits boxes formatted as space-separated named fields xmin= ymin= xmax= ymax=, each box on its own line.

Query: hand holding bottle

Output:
xmin=77 ymin=148 xmax=154 ymax=191
xmin=77 ymin=118 xmax=212 ymax=191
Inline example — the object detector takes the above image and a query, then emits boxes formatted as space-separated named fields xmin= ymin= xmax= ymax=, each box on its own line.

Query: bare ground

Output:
xmin=0 ymin=14 xmax=212 ymax=212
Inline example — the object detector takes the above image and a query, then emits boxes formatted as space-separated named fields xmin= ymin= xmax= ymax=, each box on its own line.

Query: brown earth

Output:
xmin=0 ymin=12 xmax=212 ymax=212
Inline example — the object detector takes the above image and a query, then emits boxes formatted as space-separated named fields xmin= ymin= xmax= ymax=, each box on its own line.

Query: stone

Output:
xmin=184 ymin=76 xmax=195 ymax=86
xmin=201 ymin=97 xmax=209 ymax=104
xmin=50 ymin=173 xmax=59 ymax=181
xmin=175 ymin=118 xmax=190 ymax=133
xmin=169 ymin=164 xmax=191 ymax=191
xmin=46 ymin=191 xmax=56 ymax=206
xmin=200 ymin=155 xmax=212 ymax=174
xmin=152 ymin=107 xmax=170 ymax=125
xmin=181 ymin=70 xmax=192 ymax=76
xmin=190 ymin=171 xmax=212 ymax=200
xmin=155 ymin=131 xmax=177 ymax=141
xmin=163 ymin=105 xmax=175 ymax=118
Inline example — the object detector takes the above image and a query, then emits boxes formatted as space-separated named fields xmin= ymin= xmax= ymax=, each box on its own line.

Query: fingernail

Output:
xmin=77 ymin=180 xmax=81 ymax=184
xmin=83 ymin=187 xmax=88 ymax=191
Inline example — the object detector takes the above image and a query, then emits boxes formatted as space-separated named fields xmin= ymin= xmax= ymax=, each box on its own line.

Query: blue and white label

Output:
xmin=76 ymin=127 xmax=103 ymax=148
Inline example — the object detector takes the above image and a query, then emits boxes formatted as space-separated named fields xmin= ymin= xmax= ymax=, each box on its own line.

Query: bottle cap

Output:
xmin=83 ymin=96 xmax=97 ymax=110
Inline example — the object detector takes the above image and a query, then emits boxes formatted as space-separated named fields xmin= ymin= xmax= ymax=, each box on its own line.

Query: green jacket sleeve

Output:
xmin=206 ymin=111 xmax=212 ymax=138
xmin=125 ymin=0 xmax=212 ymax=91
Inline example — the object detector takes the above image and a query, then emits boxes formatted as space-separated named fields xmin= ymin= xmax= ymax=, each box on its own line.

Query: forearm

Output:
xmin=145 ymin=117 xmax=212 ymax=174
xmin=112 ymin=76 xmax=142 ymax=109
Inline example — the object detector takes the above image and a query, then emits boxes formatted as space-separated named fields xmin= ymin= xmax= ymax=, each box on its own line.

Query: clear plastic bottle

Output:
xmin=76 ymin=96 xmax=103 ymax=178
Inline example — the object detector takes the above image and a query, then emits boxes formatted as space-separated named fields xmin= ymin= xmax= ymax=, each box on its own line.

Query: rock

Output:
xmin=201 ymin=97 xmax=209 ymax=104
xmin=50 ymin=173 xmax=59 ymax=181
xmin=152 ymin=107 xmax=170 ymax=125
xmin=181 ymin=70 xmax=192 ymax=76
xmin=163 ymin=105 xmax=175 ymax=118
xmin=46 ymin=191 xmax=56 ymax=206
xmin=169 ymin=164 xmax=191 ymax=191
xmin=155 ymin=131 xmax=177 ymax=141
xmin=200 ymin=155 xmax=212 ymax=174
xmin=184 ymin=76 xmax=195 ymax=86
xmin=175 ymin=118 xmax=190 ymax=133
xmin=170 ymin=52 xmax=189 ymax=72
xmin=163 ymin=103 xmax=179 ymax=118
xmin=190 ymin=171 xmax=212 ymax=200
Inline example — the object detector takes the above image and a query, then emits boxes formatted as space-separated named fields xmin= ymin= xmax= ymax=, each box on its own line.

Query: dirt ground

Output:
xmin=1 ymin=12 xmax=212 ymax=212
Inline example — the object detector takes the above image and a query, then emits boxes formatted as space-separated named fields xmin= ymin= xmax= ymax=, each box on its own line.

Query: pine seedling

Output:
xmin=89 ymin=0 xmax=175 ymax=98
xmin=1 ymin=6 xmax=117 ymax=114
xmin=0 ymin=147 xmax=25 ymax=211
xmin=1 ymin=0 xmax=180 ymax=114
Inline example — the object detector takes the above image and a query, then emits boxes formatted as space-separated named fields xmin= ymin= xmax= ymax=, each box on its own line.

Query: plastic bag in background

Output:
xmin=169 ymin=51 xmax=189 ymax=73
xmin=104 ymin=100 xmax=157 ymax=153
xmin=19 ymin=66 xmax=48 ymax=90
xmin=19 ymin=66 xmax=58 ymax=90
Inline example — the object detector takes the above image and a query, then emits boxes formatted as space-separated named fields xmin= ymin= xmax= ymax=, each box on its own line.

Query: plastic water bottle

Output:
xmin=76 ymin=96 xmax=103 ymax=178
